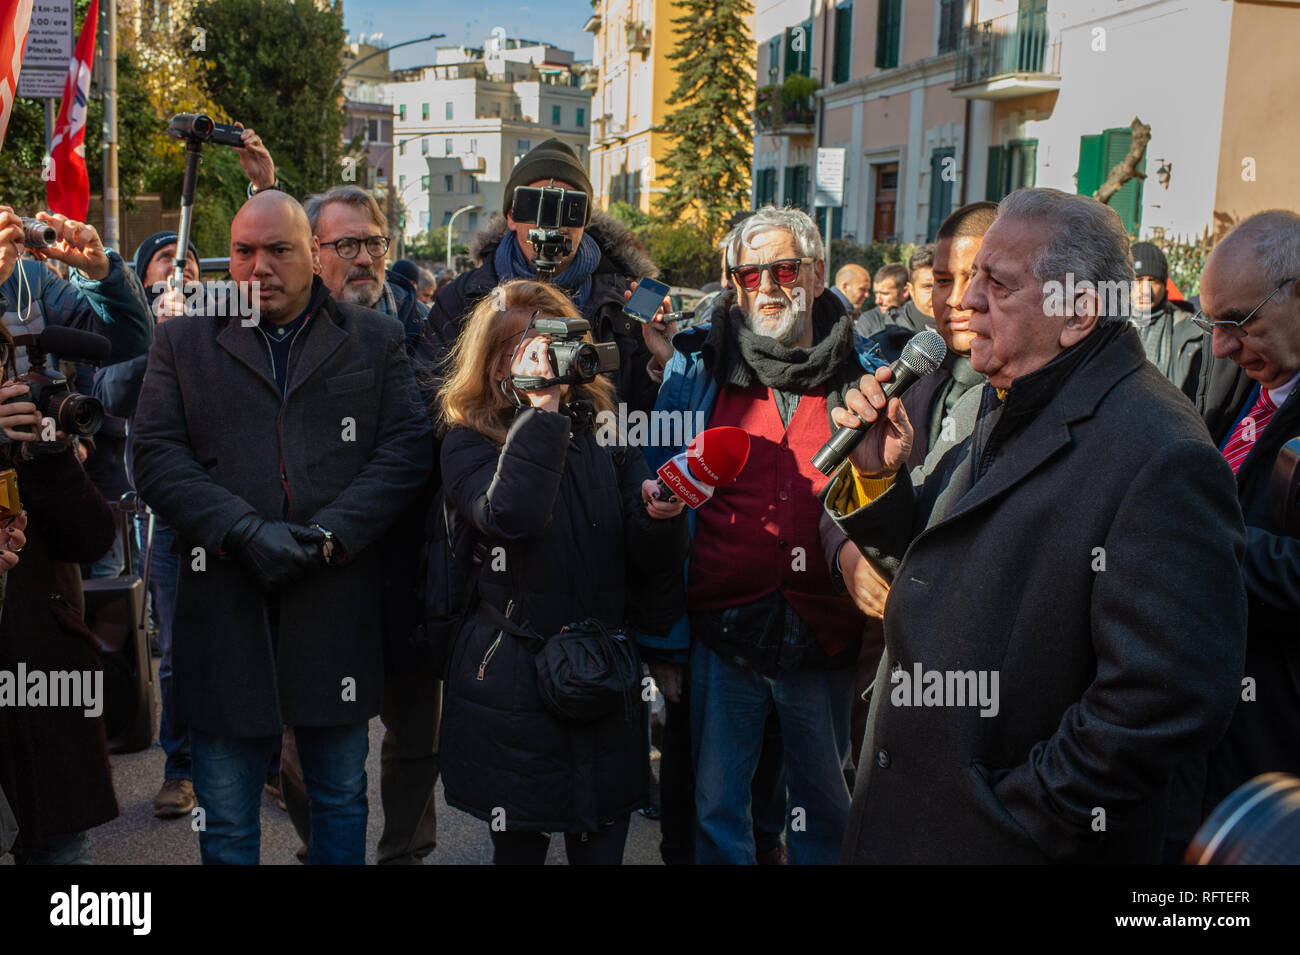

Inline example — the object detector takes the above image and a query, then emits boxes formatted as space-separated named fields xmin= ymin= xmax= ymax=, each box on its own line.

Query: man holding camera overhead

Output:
xmin=430 ymin=139 xmax=661 ymax=413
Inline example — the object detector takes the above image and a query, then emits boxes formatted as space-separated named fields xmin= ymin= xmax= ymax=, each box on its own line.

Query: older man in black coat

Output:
xmin=131 ymin=191 xmax=432 ymax=865
xmin=824 ymin=188 xmax=1248 ymax=864
xmin=1175 ymin=210 xmax=1300 ymax=853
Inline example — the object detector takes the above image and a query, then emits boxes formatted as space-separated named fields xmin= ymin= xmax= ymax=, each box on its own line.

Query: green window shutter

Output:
xmin=783 ymin=166 xmax=796 ymax=205
xmin=986 ymin=145 xmax=1006 ymax=201
xmin=785 ymin=23 xmax=811 ymax=79
xmin=1101 ymin=127 xmax=1144 ymax=233
xmin=875 ymin=0 xmax=901 ymax=69
xmin=1014 ymin=139 xmax=1038 ymax=189
xmin=1076 ymin=134 xmax=1104 ymax=197
xmin=833 ymin=4 xmax=853 ymax=84
xmin=928 ymin=148 xmax=955 ymax=240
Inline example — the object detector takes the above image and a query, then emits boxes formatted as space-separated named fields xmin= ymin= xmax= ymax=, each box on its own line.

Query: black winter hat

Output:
xmin=1130 ymin=242 xmax=1169 ymax=283
xmin=133 ymin=231 xmax=199 ymax=283
xmin=502 ymin=138 xmax=593 ymax=223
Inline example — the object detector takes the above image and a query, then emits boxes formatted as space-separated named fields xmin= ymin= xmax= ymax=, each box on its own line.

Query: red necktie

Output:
xmin=1222 ymin=388 xmax=1276 ymax=474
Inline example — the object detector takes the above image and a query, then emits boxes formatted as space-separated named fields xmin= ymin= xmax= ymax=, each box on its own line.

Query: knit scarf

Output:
xmin=494 ymin=231 xmax=602 ymax=308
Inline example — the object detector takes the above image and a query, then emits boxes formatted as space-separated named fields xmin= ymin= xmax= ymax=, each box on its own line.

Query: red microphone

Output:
xmin=656 ymin=426 xmax=751 ymax=509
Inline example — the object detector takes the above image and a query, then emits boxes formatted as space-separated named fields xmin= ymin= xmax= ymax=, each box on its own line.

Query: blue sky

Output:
xmin=343 ymin=0 xmax=595 ymax=68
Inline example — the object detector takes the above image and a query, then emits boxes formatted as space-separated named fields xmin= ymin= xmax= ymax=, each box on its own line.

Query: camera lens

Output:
xmin=572 ymin=344 xmax=600 ymax=381
xmin=21 ymin=219 xmax=57 ymax=248
xmin=49 ymin=392 xmax=104 ymax=437
xmin=193 ymin=114 xmax=215 ymax=138
xmin=1187 ymin=772 xmax=1300 ymax=864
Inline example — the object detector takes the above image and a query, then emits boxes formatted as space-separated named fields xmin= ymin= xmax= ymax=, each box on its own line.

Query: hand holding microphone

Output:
xmin=814 ymin=329 xmax=945 ymax=477
xmin=830 ymin=365 xmax=916 ymax=478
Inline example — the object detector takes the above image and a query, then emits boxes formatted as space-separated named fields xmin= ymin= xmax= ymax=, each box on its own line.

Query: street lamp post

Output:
xmin=446 ymin=204 xmax=481 ymax=271
xmin=325 ymin=33 xmax=444 ymax=181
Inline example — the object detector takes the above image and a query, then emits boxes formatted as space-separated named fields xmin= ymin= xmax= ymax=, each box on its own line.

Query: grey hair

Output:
xmin=726 ymin=205 xmax=825 ymax=270
xmin=1222 ymin=210 xmax=1300 ymax=288
xmin=996 ymin=188 xmax=1135 ymax=318
xmin=417 ymin=267 xmax=437 ymax=293
xmin=302 ymin=185 xmax=388 ymax=235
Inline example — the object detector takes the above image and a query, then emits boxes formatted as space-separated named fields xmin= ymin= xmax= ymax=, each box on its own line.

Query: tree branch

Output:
xmin=1094 ymin=117 xmax=1151 ymax=206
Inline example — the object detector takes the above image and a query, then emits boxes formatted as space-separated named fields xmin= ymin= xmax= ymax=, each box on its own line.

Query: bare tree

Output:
xmin=1094 ymin=116 xmax=1151 ymax=206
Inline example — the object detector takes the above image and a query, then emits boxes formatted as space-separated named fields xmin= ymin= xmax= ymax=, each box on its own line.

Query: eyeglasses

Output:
xmin=319 ymin=235 xmax=390 ymax=260
xmin=1191 ymin=276 xmax=1297 ymax=335
xmin=728 ymin=257 xmax=813 ymax=291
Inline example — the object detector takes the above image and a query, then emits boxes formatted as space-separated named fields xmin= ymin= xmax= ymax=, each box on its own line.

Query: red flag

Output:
xmin=46 ymin=0 xmax=98 ymax=219
xmin=0 ymin=0 xmax=35 ymax=151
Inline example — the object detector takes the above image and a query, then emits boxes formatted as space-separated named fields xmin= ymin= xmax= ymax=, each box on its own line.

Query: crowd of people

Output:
xmin=0 ymin=132 xmax=1297 ymax=866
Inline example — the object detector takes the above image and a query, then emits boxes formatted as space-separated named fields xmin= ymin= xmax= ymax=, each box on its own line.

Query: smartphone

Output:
xmin=623 ymin=277 xmax=672 ymax=324
xmin=0 ymin=469 xmax=20 ymax=519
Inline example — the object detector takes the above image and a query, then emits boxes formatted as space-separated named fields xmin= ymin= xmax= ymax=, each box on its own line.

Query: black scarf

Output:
xmin=702 ymin=290 xmax=862 ymax=425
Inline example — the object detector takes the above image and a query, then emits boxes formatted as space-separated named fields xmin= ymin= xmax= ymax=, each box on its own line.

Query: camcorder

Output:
xmin=511 ymin=186 xmax=589 ymax=279
xmin=507 ymin=316 xmax=619 ymax=394
xmin=0 ymin=325 xmax=110 ymax=438
xmin=20 ymin=218 xmax=57 ymax=249
xmin=166 ymin=113 xmax=245 ymax=148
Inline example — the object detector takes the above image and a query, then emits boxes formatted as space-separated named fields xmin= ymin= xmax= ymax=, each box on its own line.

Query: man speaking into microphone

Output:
xmin=823 ymin=188 xmax=1249 ymax=864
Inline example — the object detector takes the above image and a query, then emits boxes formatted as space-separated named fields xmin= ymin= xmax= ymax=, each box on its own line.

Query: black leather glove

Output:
xmin=223 ymin=515 xmax=327 ymax=591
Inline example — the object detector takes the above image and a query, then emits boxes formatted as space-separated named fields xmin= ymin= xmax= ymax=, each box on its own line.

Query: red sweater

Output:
xmin=688 ymin=382 xmax=862 ymax=656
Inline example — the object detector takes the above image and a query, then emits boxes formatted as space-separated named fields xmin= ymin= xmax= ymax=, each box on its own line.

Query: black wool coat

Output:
xmin=429 ymin=212 xmax=662 ymax=414
xmin=130 ymin=279 xmax=433 ymax=738
xmin=827 ymin=326 xmax=1248 ymax=863
xmin=1190 ymin=355 xmax=1300 ymax=816
xmin=438 ymin=407 xmax=688 ymax=833
xmin=0 ymin=446 xmax=118 ymax=846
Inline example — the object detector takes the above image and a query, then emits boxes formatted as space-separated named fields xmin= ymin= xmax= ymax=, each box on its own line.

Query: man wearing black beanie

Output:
xmin=1130 ymin=240 xmax=1203 ymax=398
xmin=430 ymin=138 xmax=662 ymax=414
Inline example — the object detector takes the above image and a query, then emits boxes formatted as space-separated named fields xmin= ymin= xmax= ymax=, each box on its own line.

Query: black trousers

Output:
xmin=490 ymin=814 xmax=631 ymax=865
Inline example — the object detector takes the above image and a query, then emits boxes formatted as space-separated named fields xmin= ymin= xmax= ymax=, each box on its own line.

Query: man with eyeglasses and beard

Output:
xmin=639 ymin=205 xmax=868 ymax=864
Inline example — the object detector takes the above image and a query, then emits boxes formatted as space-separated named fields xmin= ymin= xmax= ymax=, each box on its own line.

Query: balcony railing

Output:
xmin=627 ymin=21 xmax=651 ymax=55
xmin=753 ymin=80 xmax=817 ymax=135
xmin=954 ymin=7 xmax=1061 ymax=96
xmin=579 ymin=65 xmax=599 ymax=92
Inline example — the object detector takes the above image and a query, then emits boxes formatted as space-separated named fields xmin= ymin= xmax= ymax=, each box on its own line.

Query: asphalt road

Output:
xmin=6 ymin=661 xmax=665 ymax=866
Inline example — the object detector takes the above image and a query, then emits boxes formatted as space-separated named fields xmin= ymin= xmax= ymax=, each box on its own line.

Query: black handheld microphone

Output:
xmin=811 ymin=329 xmax=947 ymax=476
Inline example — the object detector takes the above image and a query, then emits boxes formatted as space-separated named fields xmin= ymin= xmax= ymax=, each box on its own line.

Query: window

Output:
xmin=421 ymin=103 xmax=430 ymax=120
xmin=782 ymin=164 xmax=810 ymax=210
xmin=784 ymin=20 xmax=812 ymax=79
xmin=833 ymin=3 xmax=853 ymax=84
xmin=441 ymin=211 xmax=452 ymax=226
xmin=367 ymin=118 xmax=379 ymax=141
xmin=469 ymin=138 xmax=477 ymax=153
xmin=419 ymin=210 xmax=429 ymax=229
xmin=513 ymin=102 xmax=522 ymax=119
xmin=927 ymin=147 xmax=956 ymax=240
xmin=937 ymin=0 xmax=963 ymax=54
xmin=421 ymin=138 xmax=429 ymax=155
xmin=398 ymin=139 xmax=406 ymax=156
xmin=576 ymin=107 xmax=585 ymax=128
xmin=518 ymin=138 xmax=532 ymax=155
xmin=815 ymin=206 xmax=844 ymax=240
xmin=445 ymin=101 xmax=453 ymax=120
xmin=552 ymin=104 xmax=562 ymax=126
xmin=766 ymin=36 xmax=782 ymax=83
xmin=420 ymin=174 xmax=430 ymax=190
xmin=469 ymin=211 xmax=479 ymax=230
xmin=399 ymin=104 xmax=406 ymax=121
xmin=444 ymin=174 xmax=455 ymax=193
xmin=399 ymin=174 xmax=406 ymax=190
xmin=445 ymin=138 xmax=453 ymax=155
xmin=469 ymin=176 xmax=479 ymax=195
xmin=986 ymin=139 xmax=1037 ymax=202
xmin=1076 ymin=130 xmax=1142 ymax=231
xmin=875 ymin=0 xmax=902 ymax=69
xmin=755 ymin=167 xmax=777 ymax=206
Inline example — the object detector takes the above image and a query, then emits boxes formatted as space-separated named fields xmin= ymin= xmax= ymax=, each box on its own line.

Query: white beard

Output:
xmin=745 ymin=295 xmax=808 ymax=346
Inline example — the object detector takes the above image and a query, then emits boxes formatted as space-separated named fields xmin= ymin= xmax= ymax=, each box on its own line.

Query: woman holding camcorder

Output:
xmin=431 ymin=278 xmax=687 ymax=865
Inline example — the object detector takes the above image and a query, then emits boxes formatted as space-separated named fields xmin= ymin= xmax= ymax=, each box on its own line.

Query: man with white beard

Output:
xmin=639 ymin=205 xmax=870 ymax=864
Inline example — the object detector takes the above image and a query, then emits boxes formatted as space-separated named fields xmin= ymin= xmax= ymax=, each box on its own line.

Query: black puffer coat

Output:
xmin=429 ymin=213 xmax=661 ymax=414
xmin=438 ymin=405 xmax=688 ymax=833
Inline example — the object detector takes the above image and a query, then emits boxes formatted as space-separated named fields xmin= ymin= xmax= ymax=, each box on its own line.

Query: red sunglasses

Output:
xmin=728 ymin=257 xmax=813 ymax=290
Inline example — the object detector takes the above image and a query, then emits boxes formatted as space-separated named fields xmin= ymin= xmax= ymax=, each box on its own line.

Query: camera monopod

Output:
xmin=165 ymin=114 xmax=245 ymax=292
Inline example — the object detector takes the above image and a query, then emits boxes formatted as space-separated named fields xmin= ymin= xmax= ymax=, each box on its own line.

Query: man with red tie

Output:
xmin=1185 ymin=209 xmax=1300 ymax=850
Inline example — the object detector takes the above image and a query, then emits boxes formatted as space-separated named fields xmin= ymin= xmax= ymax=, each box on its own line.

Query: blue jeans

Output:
xmin=142 ymin=518 xmax=188 ymax=780
xmin=690 ymin=641 xmax=853 ymax=865
xmin=190 ymin=722 xmax=369 ymax=865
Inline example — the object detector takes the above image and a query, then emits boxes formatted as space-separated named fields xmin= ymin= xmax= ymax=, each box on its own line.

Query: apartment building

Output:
xmin=754 ymin=0 xmax=1300 ymax=245
xmin=383 ymin=37 xmax=590 ymax=244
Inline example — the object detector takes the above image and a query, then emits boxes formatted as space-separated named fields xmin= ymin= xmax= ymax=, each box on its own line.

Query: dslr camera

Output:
xmin=509 ymin=317 xmax=618 ymax=393
xmin=1 ymin=327 xmax=107 ymax=438
xmin=511 ymin=186 xmax=589 ymax=278
xmin=167 ymin=113 xmax=245 ymax=148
